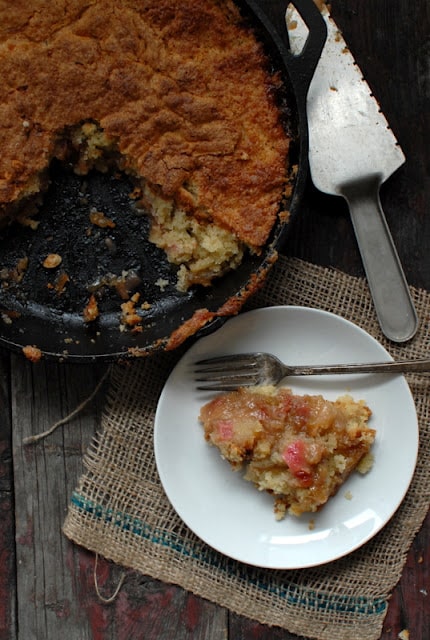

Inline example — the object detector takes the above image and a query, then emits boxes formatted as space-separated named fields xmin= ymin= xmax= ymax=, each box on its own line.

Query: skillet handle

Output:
xmin=244 ymin=0 xmax=327 ymax=105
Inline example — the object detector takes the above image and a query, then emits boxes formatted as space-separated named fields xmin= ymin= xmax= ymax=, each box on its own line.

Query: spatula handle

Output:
xmin=342 ymin=175 xmax=418 ymax=343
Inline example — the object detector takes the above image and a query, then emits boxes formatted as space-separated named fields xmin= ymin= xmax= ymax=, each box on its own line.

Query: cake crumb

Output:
xmin=357 ymin=452 xmax=374 ymax=474
xmin=155 ymin=278 xmax=169 ymax=292
xmin=54 ymin=271 xmax=70 ymax=294
xmin=22 ymin=345 xmax=42 ymax=362
xmin=43 ymin=253 xmax=62 ymax=269
xmin=344 ymin=490 xmax=353 ymax=501
xmin=120 ymin=293 xmax=142 ymax=329
xmin=89 ymin=209 xmax=116 ymax=228
xmin=83 ymin=294 xmax=99 ymax=322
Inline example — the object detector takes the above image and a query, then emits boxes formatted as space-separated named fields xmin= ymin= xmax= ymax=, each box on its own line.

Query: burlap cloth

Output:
xmin=63 ymin=256 xmax=430 ymax=640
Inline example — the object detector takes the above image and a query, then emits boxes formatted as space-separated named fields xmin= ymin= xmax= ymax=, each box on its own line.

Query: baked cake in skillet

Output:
xmin=0 ymin=0 xmax=291 ymax=291
xmin=199 ymin=386 xmax=375 ymax=519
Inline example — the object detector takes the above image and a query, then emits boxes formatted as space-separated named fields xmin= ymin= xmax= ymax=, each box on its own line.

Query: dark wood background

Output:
xmin=0 ymin=1 xmax=428 ymax=638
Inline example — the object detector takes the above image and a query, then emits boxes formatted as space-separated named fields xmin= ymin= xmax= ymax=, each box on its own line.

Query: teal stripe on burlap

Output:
xmin=70 ymin=491 xmax=387 ymax=617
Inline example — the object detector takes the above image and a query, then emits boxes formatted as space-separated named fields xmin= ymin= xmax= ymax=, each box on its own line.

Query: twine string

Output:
xmin=22 ymin=366 xmax=112 ymax=445
xmin=93 ymin=553 xmax=126 ymax=604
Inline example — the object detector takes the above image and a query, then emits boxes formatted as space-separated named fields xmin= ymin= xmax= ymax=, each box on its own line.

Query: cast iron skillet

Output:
xmin=0 ymin=0 xmax=326 ymax=362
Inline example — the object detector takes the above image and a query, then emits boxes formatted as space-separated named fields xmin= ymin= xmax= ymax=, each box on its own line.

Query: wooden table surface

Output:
xmin=0 ymin=1 xmax=429 ymax=639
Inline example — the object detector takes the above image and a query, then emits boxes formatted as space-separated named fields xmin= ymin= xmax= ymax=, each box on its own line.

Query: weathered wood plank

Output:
xmin=0 ymin=491 xmax=15 ymax=640
xmin=10 ymin=354 xmax=228 ymax=639
xmin=11 ymin=356 xmax=107 ymax=639
xmin=381 ymin=509 xmax=430 ymax=639
xmin=0 ymin=351 xmax=16 ymax=640
xmin=66 ymin=552 xmax=228 ymax=640
xmin=229 ymin=614 xmax=304 ymax=640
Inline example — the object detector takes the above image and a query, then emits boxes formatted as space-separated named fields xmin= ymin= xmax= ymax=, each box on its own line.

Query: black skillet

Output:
xmin=0 ymin=0 xmax=326 ymax=362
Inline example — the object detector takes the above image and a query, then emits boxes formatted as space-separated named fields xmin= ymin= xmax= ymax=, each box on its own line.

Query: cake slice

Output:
xmin=199 ymin=386 xmax=375 ymax=519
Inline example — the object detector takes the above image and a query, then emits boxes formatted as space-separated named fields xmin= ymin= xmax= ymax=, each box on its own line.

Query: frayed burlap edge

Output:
xmin=63 ymin=257 xmax=430 ymax=640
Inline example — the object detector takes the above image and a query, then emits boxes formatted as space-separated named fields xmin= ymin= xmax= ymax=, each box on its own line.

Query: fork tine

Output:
xmin=194 ymin=353 xmax=265 ymax=390
xmin=195 ymin=364 xmax=257 ymax=376
xmin=197 ymin=385 xmax=244 ymax=391
xmin=195 ymin=354 xmax=235 ymax=365
xmin=195 ymin=370 xmax=262 ymax=392
xmin=194 ymin=355 xmax=259 ymax=376
xmin=195 ymin=353 xmax=258 ymax=367
xmin=196 ymin=379 xmax=256 ymax=391
xmin=195 ymin=370 xmax=259 ymax=383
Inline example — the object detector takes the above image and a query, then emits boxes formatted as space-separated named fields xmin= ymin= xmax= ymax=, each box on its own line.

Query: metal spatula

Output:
xmin=286 ymin=4 xmax=418 ymax=342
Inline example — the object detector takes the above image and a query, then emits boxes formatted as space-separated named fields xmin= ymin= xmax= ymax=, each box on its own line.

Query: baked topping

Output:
xmin=0 ymin=1 xmax=291 ymax=291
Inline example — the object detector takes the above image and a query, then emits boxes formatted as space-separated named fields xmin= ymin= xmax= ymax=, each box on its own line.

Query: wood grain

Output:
xmin=0 ymin=353 xmax=16 ymax=640
xmin=11 ymin=358 xmax=106 ymax=638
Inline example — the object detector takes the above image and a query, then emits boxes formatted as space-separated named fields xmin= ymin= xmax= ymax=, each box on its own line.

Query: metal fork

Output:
xmin=194 ymin=352 xmax=430 ymax=390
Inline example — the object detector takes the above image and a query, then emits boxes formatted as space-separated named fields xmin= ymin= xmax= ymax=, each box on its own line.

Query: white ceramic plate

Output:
xmin=154 ymin=306 xmax=419 ymax=569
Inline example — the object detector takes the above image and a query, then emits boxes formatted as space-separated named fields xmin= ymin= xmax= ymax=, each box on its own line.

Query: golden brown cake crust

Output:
xmin=0 ymin=0 xmax=290 ymax=250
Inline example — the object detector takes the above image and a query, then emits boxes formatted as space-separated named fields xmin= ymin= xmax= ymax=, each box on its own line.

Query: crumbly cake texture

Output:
xmin=0 ymin=0 xmax=291 ymax=290
xmin=199 ymin=386 xmax=375 ymax=519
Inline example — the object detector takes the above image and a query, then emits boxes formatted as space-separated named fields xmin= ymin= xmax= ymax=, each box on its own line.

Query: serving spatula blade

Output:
xmin=286 ymin=4 xmax=418 ymax=342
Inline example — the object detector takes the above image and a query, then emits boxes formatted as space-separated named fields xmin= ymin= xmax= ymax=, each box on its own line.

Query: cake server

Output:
xmin=286 ymin=4 xmax=418 ymax=342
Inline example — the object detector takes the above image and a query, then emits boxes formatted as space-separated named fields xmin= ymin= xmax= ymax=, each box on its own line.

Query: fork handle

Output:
xmin=287 ymin=358 xmax=430 ymax=376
